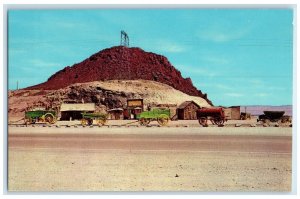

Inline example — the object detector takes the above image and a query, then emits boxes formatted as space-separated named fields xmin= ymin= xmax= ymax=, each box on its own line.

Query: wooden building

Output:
xmin=108 ymin=108 xmax=124 ymax=120
xmin=223 ymin=106 xmax=241 ymax=120
xmin=223 ymin=108 xmax=232 ymax=120
xmin=60 ymin=103 xmax=95 ymax=120
xmin=177 ymin=101 xmax=200 ymax=120
xmin=126 ymin=99 xmax=144 ymax=119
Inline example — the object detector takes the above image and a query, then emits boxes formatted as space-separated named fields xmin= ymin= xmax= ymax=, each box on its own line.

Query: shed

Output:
xmin=177 ymin=101 xmax=200 ymax=120
xmin=108 ymin=108 xmax=124 ymax=120
xmin=230 ymin=106 xmax=241 ymax=120
xmin=224 ymin=106 xmax=241 ymax=120
xmin=223 ymin=108 xmax=232 ymax=120
xmin=60 ymin=103 xmax=95 ymax=120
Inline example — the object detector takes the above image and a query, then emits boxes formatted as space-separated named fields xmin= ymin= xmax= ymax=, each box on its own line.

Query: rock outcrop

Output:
xmin=9 ymin=80 xmax=211 ymax=118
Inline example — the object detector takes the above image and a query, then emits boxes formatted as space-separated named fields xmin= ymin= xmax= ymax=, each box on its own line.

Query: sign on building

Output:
xmin=127 ymin=99 xmax=143 ymax=108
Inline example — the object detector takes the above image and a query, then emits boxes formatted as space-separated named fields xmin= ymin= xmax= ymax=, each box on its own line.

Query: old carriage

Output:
xmin=137 ymin=108 xmax=170 ymax=126
xmin=24 ymin=110 xmax=57 ymax=125
xmin=196 ymin=107 xmax=226 ymax=126
xmin=257 ymin=111 xmax=291 ymax=124
xmin=80 ymin=112 xmax=108 ymax=126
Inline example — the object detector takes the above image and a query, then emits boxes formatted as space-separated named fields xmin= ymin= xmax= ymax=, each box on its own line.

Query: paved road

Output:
xmin=9 ymin=132 xmax=292 ymax=154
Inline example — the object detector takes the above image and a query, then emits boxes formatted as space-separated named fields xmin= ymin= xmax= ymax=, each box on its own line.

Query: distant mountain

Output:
xmin=240 ymin=105 xmax=292 ymax=116
xmin=25 ymin=46 xmax=212 ymax=105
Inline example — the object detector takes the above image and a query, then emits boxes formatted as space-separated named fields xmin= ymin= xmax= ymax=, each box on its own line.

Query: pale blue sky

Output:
xmin=8 ymin=9 xmax=293 ymax=106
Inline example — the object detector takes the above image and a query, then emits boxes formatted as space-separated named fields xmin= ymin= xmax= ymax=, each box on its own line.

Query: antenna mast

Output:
xmin=120 ymin=31 xmax=129 ymax=47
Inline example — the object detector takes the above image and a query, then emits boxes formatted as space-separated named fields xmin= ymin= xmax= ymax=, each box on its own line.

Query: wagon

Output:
xmin=81 ymin=112 xmax=108 ymax=126
xmin=136 ymin=108 xmax=170 ymax=126
xmin=24 ymin=110 xmax=57 ymax=125
xmin=257 ymin=111 xmax=291 ymax=124
xmin=196 ymin=107 xmax=226 ymax=126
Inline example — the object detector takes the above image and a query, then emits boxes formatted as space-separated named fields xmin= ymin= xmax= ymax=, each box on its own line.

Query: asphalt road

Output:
xmin=9 ymin=132 xmax=292 ymax=154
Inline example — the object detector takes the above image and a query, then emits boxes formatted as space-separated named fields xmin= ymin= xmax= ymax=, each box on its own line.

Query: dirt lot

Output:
xmin=8 ymin=124 xmax=292 ymax=192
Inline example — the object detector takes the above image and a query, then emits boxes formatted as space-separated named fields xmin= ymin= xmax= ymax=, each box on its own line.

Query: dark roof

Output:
xmin=178 ymin=101 xmax=200 ymax=109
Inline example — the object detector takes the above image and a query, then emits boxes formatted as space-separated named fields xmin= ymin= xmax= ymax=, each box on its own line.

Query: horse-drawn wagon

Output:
xmin=257 ymin=111 xmax=291 ymax=125
xmin=81 ymin=112 xmax=108 ymax=126
xmin=24 ymin=110 xmax=57 ymax=125
xmin=196 ymin=107 xmax=226 ymax=126
xmin=137 ymin=108 xmax=170 ymax=126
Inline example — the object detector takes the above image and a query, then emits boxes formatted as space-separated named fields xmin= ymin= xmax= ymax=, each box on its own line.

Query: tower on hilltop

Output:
xmin=120 ymin=31 xmax=129 ymax=47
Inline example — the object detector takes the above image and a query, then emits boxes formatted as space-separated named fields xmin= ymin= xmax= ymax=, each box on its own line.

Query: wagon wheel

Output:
xmin=87 ymin=118 xmax=93 ymax=126
xmin=81 ymin=118 xmax=88 ymax=126
xmin=213 ymin=117 xmax=224 ymax=126
xmin=146 ymin=118 xmax=151 ymax=125
xmin=139 ymin=118 xmax=150 ymax=126
xmin=44 ymin=113 xmax=55 ymax=124
xmin=263 ymin=118 xmax=271 ymax=125
xmin=157 ymin=114 xmax=169 ymax=126
xmin=24 ymin=118 xmax=29 ymax=125
xmin=280 ymin=117 xmax=287 ymax=124
xmin=198 ymin=117 xmax=207 ymax=126
xmin=281 ymin=116 xmax=291 ymax=124
xmin=24 ymin=118 xmax=32 ymax=125
xmin=97 ymin=118 xmax=107 ymax=126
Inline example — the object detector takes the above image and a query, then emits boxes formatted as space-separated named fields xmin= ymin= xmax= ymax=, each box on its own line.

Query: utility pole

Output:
xmin=16 ymin=81 xmax=18 ymax=90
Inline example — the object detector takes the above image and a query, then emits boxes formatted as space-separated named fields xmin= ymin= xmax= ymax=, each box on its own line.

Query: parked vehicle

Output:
xmin=81 ymin=112 xmax=108 ymax=126
xmin=137 ymin=108 xmax=170 ymax=126
xmin=196 ymin=107 xmax=226 ymax=126
xmin=24 ymin=110 xmax=57 ymax=125
xmin=257 ymin=111 xmax=291 ymax=124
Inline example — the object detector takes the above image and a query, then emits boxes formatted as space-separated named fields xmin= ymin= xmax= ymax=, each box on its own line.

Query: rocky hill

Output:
xmin=25 ymin=46 xmax=212 ymax=105
xmin=9 ymin=80 xmax=211 ymax=118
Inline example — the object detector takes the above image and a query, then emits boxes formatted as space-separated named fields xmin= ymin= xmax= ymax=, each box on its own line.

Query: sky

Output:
xmin=8 ymin=9 xmax=293 ymax=106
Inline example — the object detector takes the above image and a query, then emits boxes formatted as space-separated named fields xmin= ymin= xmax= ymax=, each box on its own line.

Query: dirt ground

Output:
xmin=7 ymin=124 xmax=292 ymax=192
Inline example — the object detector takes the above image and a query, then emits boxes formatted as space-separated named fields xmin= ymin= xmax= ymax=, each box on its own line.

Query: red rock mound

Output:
xmin=26 ymin=46 xmax=212 ymax=105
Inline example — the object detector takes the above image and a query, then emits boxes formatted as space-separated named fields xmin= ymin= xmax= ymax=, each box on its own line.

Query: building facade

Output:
xmin=177 ymin=101 xmax=200 ymax=120
xmin=223 ymin=106 xmax=241 ymax=120
xmin=126 ymin=99 xmax=144 ymax=119
xmin=107 ymin=108 xmax=124 ymax=120
xmin=60 ymin=103 xmax=95 ymax=120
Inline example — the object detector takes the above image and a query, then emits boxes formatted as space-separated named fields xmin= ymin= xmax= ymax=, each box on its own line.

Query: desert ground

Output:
xmin=8 ymin=119 xmax=292 ymax=192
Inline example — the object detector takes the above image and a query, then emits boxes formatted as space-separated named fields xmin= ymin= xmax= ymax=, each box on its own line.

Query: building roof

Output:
xmin=60 ymin=103 xmax=95 ymax=112
xmin=108 ymin=108 xmax=124 ymax=112
xmin=157 ymin=104 xmax=177 ymax=107
xmin=178 ymin=101 xmax=200 ymax=109
xmin=229 ymin=106 xmax=241 ymax=108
